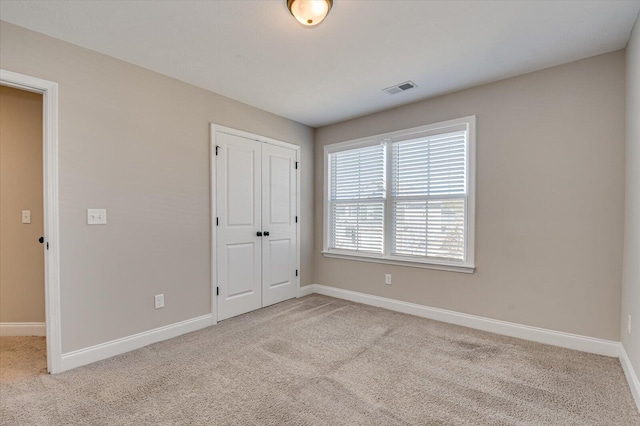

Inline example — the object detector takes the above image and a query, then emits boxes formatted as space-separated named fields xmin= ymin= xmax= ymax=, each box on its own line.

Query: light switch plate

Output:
xmin=22 ymin=210 xmax=31 ymax=224
xmin=87 ymin=209 xmax=107 ymax=225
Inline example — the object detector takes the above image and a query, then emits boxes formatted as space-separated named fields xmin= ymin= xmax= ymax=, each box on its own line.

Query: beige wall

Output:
xmin=0 ymin=85 xmax=45 ymax=323
xmin=314 ymin=52 xmax=626 ymax=341
xmin=622 ymin=14 xmax=640 ymax=379
xmin=0 ymin=17 xmax=629 ymax=355
xmin=0 ymin=21 xmax=314 ymax=353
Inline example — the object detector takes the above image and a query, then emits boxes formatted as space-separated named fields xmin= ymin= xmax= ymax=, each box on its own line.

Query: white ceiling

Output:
xmin=1 ymin=1 xmax=639 ymax=127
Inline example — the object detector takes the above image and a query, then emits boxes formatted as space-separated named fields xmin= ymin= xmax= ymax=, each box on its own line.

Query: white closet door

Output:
xmin=216 ymin=132 xmax=262 ymax=321
xmin=261 ymin=143 xmax=298 ymax=307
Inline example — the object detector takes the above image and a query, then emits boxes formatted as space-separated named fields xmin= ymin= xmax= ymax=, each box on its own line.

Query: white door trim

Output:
xmin=210 ymin=124 xmax=301 ymax=321
xmin=212 ymin=124 xmax=300 ymax=151
xmin=0 ymin=69 xmax=62 ymax=374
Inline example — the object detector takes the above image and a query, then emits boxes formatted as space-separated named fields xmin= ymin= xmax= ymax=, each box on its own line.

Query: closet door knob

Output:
xmin=256 ymin=231 xmax=263 ymax=237
xmin=264 ymin=231 xmax=270 ymax=236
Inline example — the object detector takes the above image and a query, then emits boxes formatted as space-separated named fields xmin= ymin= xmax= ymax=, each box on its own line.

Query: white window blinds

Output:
xmin=391 ymin=131 xmax=467 ymax=261
xmin=329 ymin=144 xmax=385 ymax=254
xmin=325 ymin=116 xmax=474 ymax=271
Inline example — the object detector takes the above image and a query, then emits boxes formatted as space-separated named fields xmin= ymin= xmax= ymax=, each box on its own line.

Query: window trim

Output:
xmin=323 ymin=116 xmax=476 ymax=273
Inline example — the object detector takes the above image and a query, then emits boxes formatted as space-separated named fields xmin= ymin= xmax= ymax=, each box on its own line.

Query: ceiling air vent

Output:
xmin=383 ymin=80 xmax=418 ymax=95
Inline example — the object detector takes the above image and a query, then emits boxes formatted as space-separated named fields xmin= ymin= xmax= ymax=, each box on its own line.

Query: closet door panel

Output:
xmin=216 ymin=132 xmax=262 ymax=320
xmin=262 ymin=143 xmax=298 ymax=307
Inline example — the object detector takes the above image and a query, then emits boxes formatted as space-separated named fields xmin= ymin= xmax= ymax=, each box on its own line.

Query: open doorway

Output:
xmin=0 ymin=70 xmax=61 ymax=374
xmin=0 ymin=85 xmax=47 ymax=382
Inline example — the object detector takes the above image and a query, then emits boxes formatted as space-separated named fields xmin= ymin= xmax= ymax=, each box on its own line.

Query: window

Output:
xmin=323 ymin=116 xmax=475 ymax=273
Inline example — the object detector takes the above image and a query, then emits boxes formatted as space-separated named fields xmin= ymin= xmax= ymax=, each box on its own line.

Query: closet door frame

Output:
xmin=210 ymin=124 xmax=300 ymax=322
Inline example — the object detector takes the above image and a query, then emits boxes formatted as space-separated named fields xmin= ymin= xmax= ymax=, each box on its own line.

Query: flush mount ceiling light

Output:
xmin=287 ymin=0 xmax=333 ymax=27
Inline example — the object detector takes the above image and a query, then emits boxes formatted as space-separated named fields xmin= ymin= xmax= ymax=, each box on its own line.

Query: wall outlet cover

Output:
xmin=87 ymin=209 xmax=107 ymax=225
xmin=155 ymin=294 xmax=165 ymax=309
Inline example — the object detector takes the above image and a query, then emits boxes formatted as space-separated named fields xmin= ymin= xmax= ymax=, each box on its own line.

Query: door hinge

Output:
xmin=216 ymin=217 xmax=219 ymax=226
xmin=295 ymin=161 xmax=299 ymax=170
xmin=216 ymin=287 xmax=219 ymax=296
xmin=295 ymin=216 xmax=298 ymax=223
xmin=295 ymin=269 xmax=298 ymax=277
xmin=215 ymin=145 xmax=220 ymax=156
xmin=46 ymin=242 xmax=49 ymax=250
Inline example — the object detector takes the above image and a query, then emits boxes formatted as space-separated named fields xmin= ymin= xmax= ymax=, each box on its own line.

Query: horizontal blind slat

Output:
xmin=329 ymin=143 xmax=385 ymax=254
xmin=392 ymin=131 xmax=468 ymax=199
xmin=330 ymin=144 xmax=385 ymax=201
xmin=392 ymin=197 xmax=465 ymax=260
xmin=391 ymin=130 xmax=468 ymax=261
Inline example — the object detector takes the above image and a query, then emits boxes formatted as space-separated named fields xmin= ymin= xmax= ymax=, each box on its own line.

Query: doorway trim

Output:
xmin=210 ymin=124 xmax=301 ymax=322
xmin=1 ymin=69 xmax=62 ymax=374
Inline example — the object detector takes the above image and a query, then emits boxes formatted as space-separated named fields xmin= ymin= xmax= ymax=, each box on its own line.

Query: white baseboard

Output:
xmin=301 ymin=284 xmax=620 ymax=357
xmin=620 ymin=345 xmax=640 ymax=413
xmin=298 ymin=284 xmax=315 ymax=297
xmin=0 ymin=322 xmax=46 ymax=336
xmin=60 ymin=314 xmax=214 ymax=372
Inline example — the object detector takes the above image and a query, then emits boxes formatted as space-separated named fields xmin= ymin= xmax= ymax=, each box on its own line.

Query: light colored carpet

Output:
xmin=1 ymin=295 xmax=638 ymax=425
xmin=0 ymin=336 xmax=47 ymax=384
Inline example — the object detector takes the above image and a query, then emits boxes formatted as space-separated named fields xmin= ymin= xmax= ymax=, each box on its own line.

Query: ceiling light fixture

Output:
xmin=287 ymin=0 xmax=333 ymax=27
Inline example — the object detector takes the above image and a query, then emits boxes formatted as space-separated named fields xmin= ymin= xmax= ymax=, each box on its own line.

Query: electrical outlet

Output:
xmin=385 ymin=274 xmax=392 ymax=285
xmin=155 ymin=294 xmax=164 ymax=309
xmin=87 ymin=209 xmax=107 ymax=225
xmin=629 ymin=315 xmax=632 ymax=335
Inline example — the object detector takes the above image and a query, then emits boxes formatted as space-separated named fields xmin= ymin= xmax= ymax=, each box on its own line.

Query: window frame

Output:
xmin=322 ymin=116 xmax=476 ymax=274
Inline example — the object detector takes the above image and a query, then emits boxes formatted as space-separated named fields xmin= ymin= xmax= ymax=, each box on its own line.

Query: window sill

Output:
xmin=321 ymin=251 xmax=475 ymax=274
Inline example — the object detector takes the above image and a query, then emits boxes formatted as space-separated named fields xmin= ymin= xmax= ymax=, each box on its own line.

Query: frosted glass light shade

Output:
xmin=287 ymin=0 xmax=333 ymax=27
